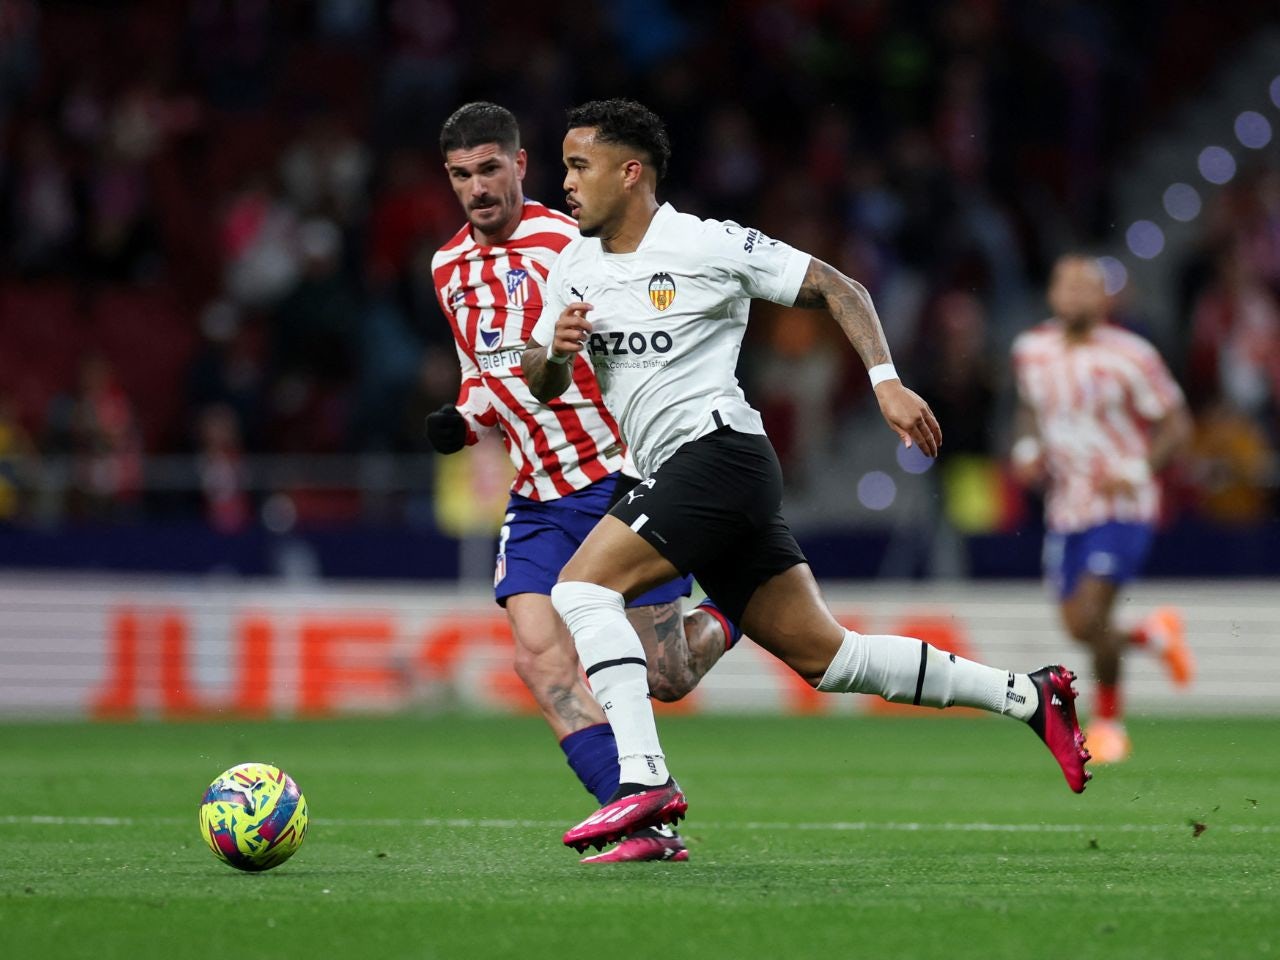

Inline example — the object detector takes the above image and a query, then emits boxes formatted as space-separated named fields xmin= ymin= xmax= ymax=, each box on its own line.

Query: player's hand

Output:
xmin=1010 ymin=457 xmax=1046 ymax=488
xmin=551 ymin=302 xmax=593 ymax=360
xmin=425 ymin=404 xmax=468 ymax=454
xmin=1009 ymin=436 xmax=1045 ymax=487
xmin=1097 ymin=458 xmax=1150 ymax=497
xmin=874 ymin=380 xmax=942 ymax=457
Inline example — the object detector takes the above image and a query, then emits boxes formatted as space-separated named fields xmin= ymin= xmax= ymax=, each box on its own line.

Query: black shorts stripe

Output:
xmin=912 ymin=641 xmax=929 ymax=706
xmin=584 ymin=656 xmax=647 ymax=679
xmin=712 ymin=410 xmax=725 ymax=429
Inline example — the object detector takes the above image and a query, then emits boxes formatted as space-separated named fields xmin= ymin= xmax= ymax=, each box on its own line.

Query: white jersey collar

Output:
xmin=602 ymin=202 xmax=677 ymax=259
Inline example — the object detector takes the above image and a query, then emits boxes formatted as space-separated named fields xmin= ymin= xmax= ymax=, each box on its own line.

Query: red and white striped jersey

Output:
xmin=431 ymin=200 xmax=627 ymax=500
xmin=1012 ymin=320 xmax=1185 ymax=533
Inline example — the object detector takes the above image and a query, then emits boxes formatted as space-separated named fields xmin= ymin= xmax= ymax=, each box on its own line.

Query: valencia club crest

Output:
xmin=648 ymin=272 xmax=676 ymax=311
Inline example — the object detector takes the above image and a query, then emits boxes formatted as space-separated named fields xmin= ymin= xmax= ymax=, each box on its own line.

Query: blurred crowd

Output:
xmin=0 ymin=0 xmax=1277 ymax=537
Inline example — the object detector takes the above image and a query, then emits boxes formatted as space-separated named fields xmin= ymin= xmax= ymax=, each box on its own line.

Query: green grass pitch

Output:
xmin=1 ymin=713 xmax=1277 ymax=959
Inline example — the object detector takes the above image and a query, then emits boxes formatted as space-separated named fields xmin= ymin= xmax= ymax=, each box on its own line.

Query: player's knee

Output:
xmin=511 ymin=649 xmax=545 ymax=697
xmin=1064 ymin=619 xmax=1091 ymax=644
xmin=511 ymin=641 xmax=547 ymax=687
xmin=1069 ymin=619 xmax=1105 ymax=646
xmin=513 ymin=636 xmax=581 ymax=699
xmin=1063 ymin=601 xmax=1105 ymax=642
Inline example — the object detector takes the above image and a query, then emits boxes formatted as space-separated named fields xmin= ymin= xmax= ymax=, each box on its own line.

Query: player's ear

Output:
xmin=515 ymin=148 xmax=528 ymax=181
xmin=621 ymin=157 xmax=644 ymax=190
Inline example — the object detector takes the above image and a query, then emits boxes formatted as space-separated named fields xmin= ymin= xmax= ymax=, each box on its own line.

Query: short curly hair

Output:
xmin=440 ymin=102 xmax=520 ymax=156
xmin=566 ymin=99 xmax=670 ymax=182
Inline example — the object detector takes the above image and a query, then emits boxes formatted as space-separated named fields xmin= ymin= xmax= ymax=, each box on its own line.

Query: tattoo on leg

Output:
xmin=685 ymin=609 xmax=728 ymax=670
xmin=638 ymin=602 xmax=691 ymax=702
xmin=635 ymin=603 xmax=730 ymax=702
xmin=549 ymin=683 xmax=601 ymax=729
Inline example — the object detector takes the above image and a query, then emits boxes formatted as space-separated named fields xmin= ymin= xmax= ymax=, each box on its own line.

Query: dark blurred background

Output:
xmin=0 ymin=0 xmax=1277 ymax=581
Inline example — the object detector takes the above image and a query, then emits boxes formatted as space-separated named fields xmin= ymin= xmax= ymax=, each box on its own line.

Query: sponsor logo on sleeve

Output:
xmin=741 ymin=228 xmax=778 ymax=253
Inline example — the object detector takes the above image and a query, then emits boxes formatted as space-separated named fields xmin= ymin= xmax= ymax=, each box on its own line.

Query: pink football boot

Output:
xmin=580 ymin=825 xmax=689 ymax=864
xmin=562 ymin=780 xmax=687 ymax=853
xmin=1027 ymin=665 xmax=1092 ymax=793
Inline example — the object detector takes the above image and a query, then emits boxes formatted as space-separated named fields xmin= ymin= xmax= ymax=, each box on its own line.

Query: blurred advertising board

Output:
xmin=0 ymin=575 xmax=1273 ymax=718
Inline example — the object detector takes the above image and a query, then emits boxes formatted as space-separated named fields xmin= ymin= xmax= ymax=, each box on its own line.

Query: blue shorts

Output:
xmin=494 ymin=472 xmax=693 ymax=608
xmin=1044 ymin=521 xmax=1155 ymax=601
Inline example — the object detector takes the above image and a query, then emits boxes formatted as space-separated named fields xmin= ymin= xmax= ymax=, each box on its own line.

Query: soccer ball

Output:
xmin=199 ymin=762 xmax=309 ymax=872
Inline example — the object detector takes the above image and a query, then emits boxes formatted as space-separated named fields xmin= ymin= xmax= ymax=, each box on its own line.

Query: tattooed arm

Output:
xmin=523 ymin=301 xmax=594 ymax=402
xmin=793 ymin=258 xmax=893 ymax=370
xmin=793 ymin=257 xmax=942 ymax=457
xmin=523 ymin=338 xmax=573 ymax=403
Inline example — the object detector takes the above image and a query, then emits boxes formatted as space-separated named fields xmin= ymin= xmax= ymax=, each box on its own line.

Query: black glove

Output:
xmin=425 ymin=404 xmax=468 ymax=454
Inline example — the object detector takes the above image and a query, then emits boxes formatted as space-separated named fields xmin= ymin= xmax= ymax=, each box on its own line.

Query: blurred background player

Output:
xmin=525 ymin=99 xmax=1091 ymax=853
xmin=1010 ymin=255 xmax=1196 ymax=764
xmin=427 ymin=102 xmax=735 ymax=862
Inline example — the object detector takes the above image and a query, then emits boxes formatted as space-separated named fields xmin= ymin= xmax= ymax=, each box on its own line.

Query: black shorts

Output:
xmin=608 ymin=428 xmax=808 ymax=624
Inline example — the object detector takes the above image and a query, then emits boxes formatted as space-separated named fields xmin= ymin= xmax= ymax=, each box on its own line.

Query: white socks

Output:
xmin=817 ymin=630 xmax=1038 ymax=721
xmin=550 ymin=581 xmax=669 ymax=786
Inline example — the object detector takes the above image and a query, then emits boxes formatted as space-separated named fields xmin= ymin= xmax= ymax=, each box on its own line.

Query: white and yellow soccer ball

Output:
xmin=199 ymin=762 xmax=309 ymax=872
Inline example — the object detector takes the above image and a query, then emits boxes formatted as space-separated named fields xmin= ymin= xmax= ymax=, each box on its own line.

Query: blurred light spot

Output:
xmin=1235 ymin=111 xmax=1272 ymax=149
xmin=1125 ymin=221 xmax=1164 ymax=260
xmin=1271 ymin=76 xmax=1280 ymax=109
xmin=896 ymin=442 xmax=934 ymax=475
xmin=1197 ymin=146 xmax=1236 ymax=185
xmin=857 ymin=471 xmax=897 ymax=511
xmin=262 ymin=494 xmax=297 ymax=534
xmin=1097 ymin=256 xmax=1128 ymax=296
xmin=1162 ymin=183 xmax=1202 ymax=222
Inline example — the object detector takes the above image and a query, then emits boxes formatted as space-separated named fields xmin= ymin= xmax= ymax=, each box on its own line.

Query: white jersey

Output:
xmin=531 ymin=203 xmax=810 ymax=477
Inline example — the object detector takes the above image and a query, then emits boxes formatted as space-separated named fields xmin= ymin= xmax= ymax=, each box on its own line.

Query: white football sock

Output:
xmin=817 ymin=630 xmax=1038 ymax=721
xmin=550 ymin=581 xmax=669 ymax=787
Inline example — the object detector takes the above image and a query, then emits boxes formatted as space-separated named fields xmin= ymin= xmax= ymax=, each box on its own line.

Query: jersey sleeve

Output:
xmin=705 ymin=220 xmax=812 ymax=306
xmin=1010 ymin=334 xmax=1034 ymax=401
xmin=1126 ymin=338 xmax=1185 ymax=421
xmin=530 ymin=251 xmax=568 ymax=348
xmin=434 ymin=281 xmax=497 ymax=445
xmin=453 ymin=346 xmax=498 ymax=445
